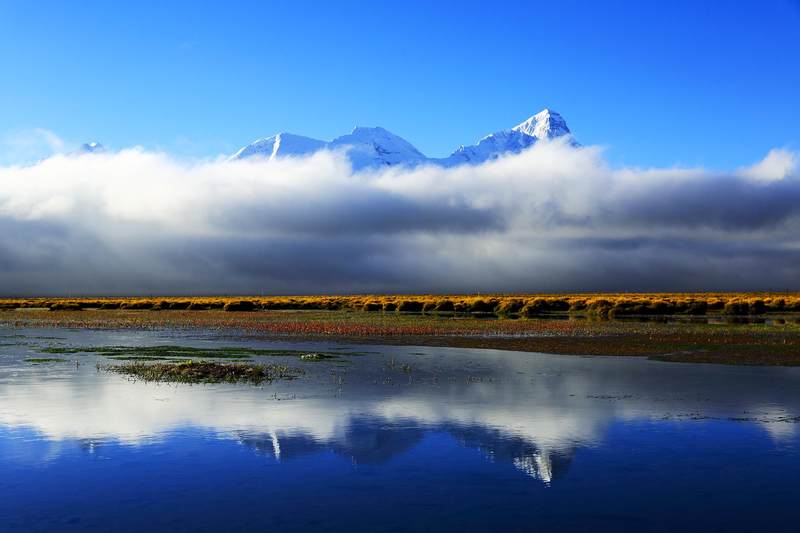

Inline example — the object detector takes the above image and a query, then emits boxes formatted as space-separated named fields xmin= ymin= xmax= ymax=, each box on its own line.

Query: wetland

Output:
xmin=1 ymin=324 xmax=800 ymax=530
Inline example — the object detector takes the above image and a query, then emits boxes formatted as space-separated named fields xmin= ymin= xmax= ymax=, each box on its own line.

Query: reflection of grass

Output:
xmin=104 ymin=360 xmax=302 ymax=385
xmin=25 ymin=358 xmax=66 ymax=364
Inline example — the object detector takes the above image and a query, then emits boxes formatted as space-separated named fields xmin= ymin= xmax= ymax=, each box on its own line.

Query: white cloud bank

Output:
xmin=0 ymin=140 xmax=798 ymax=295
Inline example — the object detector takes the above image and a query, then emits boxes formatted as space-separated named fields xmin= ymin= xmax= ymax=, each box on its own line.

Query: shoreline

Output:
xmin=2 ymin=309 xmax=799 ymax=366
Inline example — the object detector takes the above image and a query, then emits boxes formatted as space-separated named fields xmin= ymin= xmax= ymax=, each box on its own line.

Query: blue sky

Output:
xmin=0 ymin=0 xmax=798 ymax=168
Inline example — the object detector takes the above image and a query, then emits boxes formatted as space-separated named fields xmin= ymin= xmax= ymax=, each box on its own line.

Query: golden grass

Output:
xmin=1 ymin=292 xmax=800 ymax=317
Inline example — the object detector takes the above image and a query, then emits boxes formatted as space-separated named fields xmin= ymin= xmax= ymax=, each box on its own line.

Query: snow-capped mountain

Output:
xmin=231 ymin=133 xmax=325 ymax=160
xmin=513 ymin=109 xmax=570 ymax=140
xmin=72 ymin=142 xmax=106 ymax=155
xmin=438 ymin=109 xmax=572 ymax=166
xmin=231 ymin=127 xmax=426 ymax=170
xmin=231 ymin=108 xmax=573 ymax=170
xmin=327 ymin=126 xmax=427 ymax=169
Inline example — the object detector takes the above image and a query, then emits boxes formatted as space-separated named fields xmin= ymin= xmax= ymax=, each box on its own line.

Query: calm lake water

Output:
xmin=1 ymin=327 xmax=800 ymax=532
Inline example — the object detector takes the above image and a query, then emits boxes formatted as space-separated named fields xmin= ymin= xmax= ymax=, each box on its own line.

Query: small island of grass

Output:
xmin=103 ymin=360 xmax=303 ymax=385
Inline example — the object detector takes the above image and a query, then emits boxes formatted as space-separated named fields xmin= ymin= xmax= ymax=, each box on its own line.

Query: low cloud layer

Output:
xmin=0 ymin=140 xmax=798 ymax=295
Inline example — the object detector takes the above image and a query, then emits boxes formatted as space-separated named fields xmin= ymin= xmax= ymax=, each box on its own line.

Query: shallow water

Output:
xmin=1 ymin=327 xmax=800 ymax=532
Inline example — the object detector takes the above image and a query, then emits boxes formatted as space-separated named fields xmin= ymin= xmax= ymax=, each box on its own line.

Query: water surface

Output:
xmin=1 ymin=327 xmax=799 ymax=531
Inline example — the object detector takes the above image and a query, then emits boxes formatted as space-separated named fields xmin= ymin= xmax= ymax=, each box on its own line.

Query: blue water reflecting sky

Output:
xmin=1 ymin=328 xmax=799 ymax=531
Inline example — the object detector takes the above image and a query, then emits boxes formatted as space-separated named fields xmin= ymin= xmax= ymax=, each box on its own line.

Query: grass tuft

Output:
xmin=300 ymin=352 xmax=338 ymax=361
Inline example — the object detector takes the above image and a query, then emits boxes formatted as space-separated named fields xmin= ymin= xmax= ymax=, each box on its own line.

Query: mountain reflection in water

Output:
xmin=237 ymin=419 xmax=572 ymax=484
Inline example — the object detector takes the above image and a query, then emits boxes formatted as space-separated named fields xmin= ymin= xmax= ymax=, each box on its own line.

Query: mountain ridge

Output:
xmin=231 ymin=108 xmax=574 ymax=170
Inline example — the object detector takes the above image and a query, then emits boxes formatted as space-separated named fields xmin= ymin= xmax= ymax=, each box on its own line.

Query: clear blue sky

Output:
xmin=0 ymin=0 xmax=797 ymax=167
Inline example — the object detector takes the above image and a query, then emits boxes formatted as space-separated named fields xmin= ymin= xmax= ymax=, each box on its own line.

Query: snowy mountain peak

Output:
xmin=512 ymin=109 xmax=570 ymax=140
xmin=231 ymin=108 xmax=576 ymax=169
xmin=436 ymin=109 xmax=572 ymax=166
xmin=231 ymin=133 xmax=325 ymax=160
xmin=329 ymin=126 xmax=426 ymax=168
xmin=64 ymin=142 xmax=105 ymax=157
xmin=78 ymin=142 xmax=105 ymax=154
xmin=232 ymin=126 xmax=426 ymax=170
xmin=349 ymin=126 xmax=389 ymax=135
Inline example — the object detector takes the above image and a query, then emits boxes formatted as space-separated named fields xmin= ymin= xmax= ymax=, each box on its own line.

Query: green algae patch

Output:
xmin=39 ymin=347 xmax=91 ymax=355
xmin=104 ymin=360 xmax=303 ymax=385
xmin=39 ymin=345 xmax=257 ymax=358
xmin=25 ymin=357 xmax=67 ymax=364
xmin=38 ymin=345 xmax=367 ymax=361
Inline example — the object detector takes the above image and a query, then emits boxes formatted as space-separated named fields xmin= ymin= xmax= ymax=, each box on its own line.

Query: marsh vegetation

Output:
xmin=103 ymin=360 xmax=302 ymax=384
xmin=3 ymin=293 xmax=800 ymax=319
xmin=3 ymin=298 xmax=800 ymax=365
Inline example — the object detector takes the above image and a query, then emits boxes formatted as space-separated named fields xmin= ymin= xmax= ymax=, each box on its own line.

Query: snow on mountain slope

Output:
xmin=230 ymin=133 xmax=325 ymax=160
xmin=436 ymin=109 xmax=573 ymax=166
xmin=328 ymin=127 xmax=427 ymax=169
xmin=436 ymin=129 xmax=539 ymax=166
xmin=231 ymin=127 xmax=425 ymax=170
xmin=512 ymin=109 xmax=570 ymax=140
xmin=231 ymin=108 xmax=574 ymax=170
